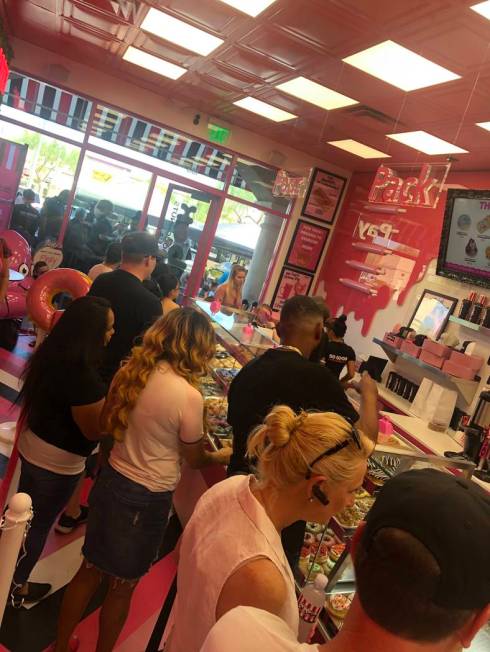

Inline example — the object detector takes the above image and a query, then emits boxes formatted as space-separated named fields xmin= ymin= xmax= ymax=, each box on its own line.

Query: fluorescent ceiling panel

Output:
xmin=328 ymin=139 xmax=390 ymax=159
xmin=387 ymin=131 xmax=468 ymax=155
xmin=141 ymin=8 xmax=223 ymax=56
xmin=471 ymin=2 xmax=490 ymax=19
xmin=476 ymin=121 xmax=490 ymax=131
xmin=343 ymin=40 xmax=460 ymax=91
xmin=276 ymin=77 xmax=358 ymax=110
xmin=123 ymin=47 xmax=187 ymax=80
xmin=218 ymin=0 xmax=277 ymax=17
xmin=233 ymin=97 xmax=296 ymax=122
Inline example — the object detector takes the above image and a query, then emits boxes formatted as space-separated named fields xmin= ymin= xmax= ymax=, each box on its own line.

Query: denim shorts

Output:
xmin=82 ymin=464 xmax=173 ymax=581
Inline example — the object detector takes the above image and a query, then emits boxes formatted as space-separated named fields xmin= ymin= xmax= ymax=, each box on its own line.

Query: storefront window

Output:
xmin=0 ymin=121 xmax=80 ymax=210
xmin=202 ymin=198 xmax=285 ymax=303
xmin=229 ymin=158 xmax=292 ymax=215
xmin=90 ymin=104 xmax=232 ymax=189
xmin=64 ymin=150 xmax=153 ymax=269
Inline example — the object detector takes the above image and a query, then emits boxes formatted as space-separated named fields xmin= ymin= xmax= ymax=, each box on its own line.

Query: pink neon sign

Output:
xmin=368 ymin=162 xmax=451 ymax=209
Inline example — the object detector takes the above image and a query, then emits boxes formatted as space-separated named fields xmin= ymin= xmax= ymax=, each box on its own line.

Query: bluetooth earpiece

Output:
xmin=312 ymin=484 xmax=329 ymax=506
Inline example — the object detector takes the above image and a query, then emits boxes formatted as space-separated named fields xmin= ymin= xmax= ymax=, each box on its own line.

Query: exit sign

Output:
xmin=208 ymin=122 xmax=231 ymax=145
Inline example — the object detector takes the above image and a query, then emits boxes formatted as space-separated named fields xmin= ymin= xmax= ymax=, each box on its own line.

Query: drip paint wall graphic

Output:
xmin=314 ymin=170 xmax=490 ymax=336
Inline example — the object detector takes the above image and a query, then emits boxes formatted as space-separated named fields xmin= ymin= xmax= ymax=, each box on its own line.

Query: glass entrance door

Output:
xmin=147 ymin=177 xmax=217 ymax=298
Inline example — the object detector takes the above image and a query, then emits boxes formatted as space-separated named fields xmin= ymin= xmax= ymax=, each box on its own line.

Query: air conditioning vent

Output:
xmin=345 ymin=104 xmax=404 ymax=127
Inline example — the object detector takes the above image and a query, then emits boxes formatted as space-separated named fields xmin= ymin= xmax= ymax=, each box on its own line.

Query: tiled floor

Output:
xmin=0 ymin=336 xmax=180 ymax=652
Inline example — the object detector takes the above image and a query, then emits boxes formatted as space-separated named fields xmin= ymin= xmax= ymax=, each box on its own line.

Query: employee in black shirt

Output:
xmin=89 ymin=231 xmax=162 ymax=382
xmin=227 ymin=295 xmax=378 ymax=566
xmin=324 ymin=314 xmax=356 ymax=384
xmin=12 ymin=296 xmax=114 ymax=605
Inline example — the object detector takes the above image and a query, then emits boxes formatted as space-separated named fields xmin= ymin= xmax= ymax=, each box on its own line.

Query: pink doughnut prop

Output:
xmin=27 ymin=268 xmax=92 ymax=331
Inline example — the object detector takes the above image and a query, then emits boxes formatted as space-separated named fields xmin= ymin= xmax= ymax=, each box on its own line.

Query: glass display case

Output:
xmin=298 ymin=442 xmax=478 ymax=642
xmin=191 ymin=299 xmax=276 ymax=366
xmin=191 ymin=298 xmax=276 ymax=452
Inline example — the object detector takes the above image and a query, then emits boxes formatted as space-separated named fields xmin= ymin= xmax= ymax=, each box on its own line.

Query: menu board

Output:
xmin=286 ymin=220 xmax=329 ymax=273
xmin=440 ymin=196 xmax=490 ymax=282
xmin=302 ymin=167 xmax=346 ymax=224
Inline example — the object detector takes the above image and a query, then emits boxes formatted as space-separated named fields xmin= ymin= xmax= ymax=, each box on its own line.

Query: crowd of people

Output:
xmin=4 ymin=231 xmax=489 ymax=652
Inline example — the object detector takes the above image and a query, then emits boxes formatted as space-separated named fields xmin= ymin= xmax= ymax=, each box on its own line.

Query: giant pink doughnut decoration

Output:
xmin=26 ymin=268 xmax=92 ymax=331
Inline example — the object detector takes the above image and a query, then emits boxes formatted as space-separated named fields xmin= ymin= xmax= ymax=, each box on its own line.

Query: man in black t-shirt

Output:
xmin=89 ymin=231 xmax=162 ymax=382
xmin=227 ymin=295 xmax=378 ymax=566
xmin=228 ymin=296 xmax=377 ymax=476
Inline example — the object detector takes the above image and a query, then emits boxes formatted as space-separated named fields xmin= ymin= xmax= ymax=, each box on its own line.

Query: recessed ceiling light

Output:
xmin=218 ymin=0 xmax=277 ymax=17
xmin=328 ymin=139 xmax=391 ymax=159
xmin=123 ymin=47 xmax=187 ymax=80
xmin=233 ymin=97 xmax=296 ymax=122
xmin=471 ymin=1 xmax=490 ymax=19
xmin=387 ymin=131 xmax=468 ymax=155
xmin=141 ymin=8 xmax=223 ymax=56
xmin=476 ymin=121 xmax=490 ymax=131
xmin=343 ymin=40 xmax=460 ymax=91
xmin=276 ymin=77 xmax=358 ymax=111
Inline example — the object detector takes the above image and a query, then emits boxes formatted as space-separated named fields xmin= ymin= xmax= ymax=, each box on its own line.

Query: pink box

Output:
xmin=420 ymin=350 xmax=445 ymax=369
xmin=448 ymin=350 xmax=484 ymax=373
xmin=422 ymin=339 xmax=451 ymax=359
xmin=442 ymin=359 xmax=476 ymax=380
xmin=383 ymin=332 xmax=402 ymax=348
xmin=400 ymin=340 xmax=421 ymax=358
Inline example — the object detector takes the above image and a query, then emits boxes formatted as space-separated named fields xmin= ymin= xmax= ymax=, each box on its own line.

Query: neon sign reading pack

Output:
xmin=368 ymin=162 xmax=451 ymax=209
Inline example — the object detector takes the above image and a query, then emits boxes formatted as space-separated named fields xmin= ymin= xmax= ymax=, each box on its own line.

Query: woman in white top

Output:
xmin=167 ymin=406 xmax=374 ymax=652
xmin=54 ymin=308 xmax=231 ymax=652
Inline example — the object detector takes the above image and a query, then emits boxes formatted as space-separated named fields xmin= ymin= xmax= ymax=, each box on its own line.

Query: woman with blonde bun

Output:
xmin=167 ymin=406 xmax=374 ymax=652
xmin=54 ymin=308 xmax=231 ymax=652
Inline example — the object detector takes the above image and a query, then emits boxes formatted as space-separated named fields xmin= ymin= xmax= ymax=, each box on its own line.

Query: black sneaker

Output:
xmin=11 ymin=581 xmax=51 ymax=607
xmin=55 ymin=505 xmax=89 ymax=534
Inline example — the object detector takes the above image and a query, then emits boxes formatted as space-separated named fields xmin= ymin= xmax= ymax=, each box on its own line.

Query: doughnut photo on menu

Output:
xmin=477 ymin=215 xmax=490 ymax=234
xmin=457 ymin=214 xmax=471 ymax=230
xmin=465 ymin=238 xmax=478 ymax=257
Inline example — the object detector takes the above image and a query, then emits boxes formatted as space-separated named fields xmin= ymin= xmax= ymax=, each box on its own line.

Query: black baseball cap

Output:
xmin=363 ymin=468 xmax=490 ymax=610
xmin=122 ymin=232 xmax=159 ymax=258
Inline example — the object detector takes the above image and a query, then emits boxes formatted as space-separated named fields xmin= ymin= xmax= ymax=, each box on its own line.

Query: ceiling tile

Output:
xmin=239 ymin=26 xmax=315 ymax=68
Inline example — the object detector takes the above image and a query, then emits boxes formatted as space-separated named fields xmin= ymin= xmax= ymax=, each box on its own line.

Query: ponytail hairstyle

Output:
xmin=105 ymin=307 xmax=215 ymax=441
xmin=332 ymin=314 xmax=348 ymax=338
xmin=247 ymin=405 xmax=373 ymax=489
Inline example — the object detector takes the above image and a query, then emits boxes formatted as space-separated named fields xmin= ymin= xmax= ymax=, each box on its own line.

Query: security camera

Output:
xmin=193 ymin=113 xmax=201 ymax=126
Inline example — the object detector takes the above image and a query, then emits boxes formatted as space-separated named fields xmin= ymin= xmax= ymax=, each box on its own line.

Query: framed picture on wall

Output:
xmin=285 ymin=220 xmax=330 ymax=273
xmin=301 ymin=167 xmax=347 ymax=224
xmin=271 ymin=267 xmax=314 ymax=312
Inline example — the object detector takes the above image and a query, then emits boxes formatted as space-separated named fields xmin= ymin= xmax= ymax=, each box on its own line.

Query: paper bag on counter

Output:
xmin=424 ymin=384 xmax=457 ymax=430
xmin=410 ymin=378 xmax=433 ymax=418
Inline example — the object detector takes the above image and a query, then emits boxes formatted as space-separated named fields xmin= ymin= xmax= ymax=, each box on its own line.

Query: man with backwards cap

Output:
xmin=201 ymin=468 xmax=490 ymax=652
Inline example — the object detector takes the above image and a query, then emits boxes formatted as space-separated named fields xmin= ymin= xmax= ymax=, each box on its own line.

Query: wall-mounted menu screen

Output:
xmin=437 ymin=189 xmax=490 ymax=288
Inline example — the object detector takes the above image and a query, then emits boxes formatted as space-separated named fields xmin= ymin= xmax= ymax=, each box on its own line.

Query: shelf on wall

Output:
xmin=373 ymin=337 xmax=479 ymax=404
xmin=449 ymin=315 xmax=489 ymax=337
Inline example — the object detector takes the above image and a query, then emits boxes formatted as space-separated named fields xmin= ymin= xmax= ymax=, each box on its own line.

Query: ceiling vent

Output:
xmin=345 ymin=104 xmax=406 ymax=131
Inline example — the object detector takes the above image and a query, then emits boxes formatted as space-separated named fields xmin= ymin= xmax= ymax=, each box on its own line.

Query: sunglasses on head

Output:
xmin=305 ymin=419 xmax=362 ymax=479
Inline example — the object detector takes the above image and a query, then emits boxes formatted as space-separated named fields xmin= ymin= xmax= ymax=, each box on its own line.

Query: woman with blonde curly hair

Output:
xmin=167 ymin=406 xmax=374 ymax=652
xmin=54 ymin=308 xmax=231 ymax=652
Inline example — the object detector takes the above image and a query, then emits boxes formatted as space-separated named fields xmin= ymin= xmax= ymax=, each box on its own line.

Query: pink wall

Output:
xmin=314 ymin=169 xmax=490 ymax=337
